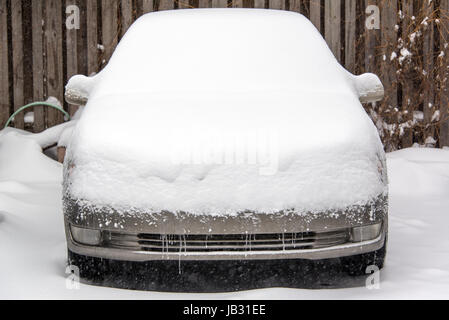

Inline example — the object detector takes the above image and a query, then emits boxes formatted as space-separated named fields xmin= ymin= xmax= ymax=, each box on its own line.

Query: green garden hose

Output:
xmin=4 ymin=102 xmax=71 ymax=129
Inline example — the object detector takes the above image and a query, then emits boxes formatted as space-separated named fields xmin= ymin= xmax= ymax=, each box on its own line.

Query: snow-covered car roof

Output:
xmin=65 ymin=9 xmax=387 ymax=215
xmin=67 ymin=9 xmax=383 ymax=103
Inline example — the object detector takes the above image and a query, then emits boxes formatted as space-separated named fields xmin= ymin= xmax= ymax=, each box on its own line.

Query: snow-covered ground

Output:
xmin=1 ymin=129 xmax=448 ymax=299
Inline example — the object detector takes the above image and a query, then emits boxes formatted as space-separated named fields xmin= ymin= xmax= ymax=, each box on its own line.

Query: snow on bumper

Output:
xmin=63 ymin=194 xmax=388 ymax=261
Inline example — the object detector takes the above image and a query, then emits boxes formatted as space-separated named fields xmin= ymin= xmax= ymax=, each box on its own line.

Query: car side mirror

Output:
xmin=65 ymin=74 xmax=94 ymax=106
xmin=352 ymin=73 xmax=385 ymax=104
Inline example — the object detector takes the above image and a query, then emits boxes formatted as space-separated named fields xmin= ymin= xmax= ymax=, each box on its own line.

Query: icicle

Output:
xmin=282 ymin=232 xmax=285 ymax=251
xmin=178 ymin=234 xmax=182 ymax=275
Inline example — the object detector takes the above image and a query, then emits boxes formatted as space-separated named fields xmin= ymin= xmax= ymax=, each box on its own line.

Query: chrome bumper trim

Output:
xmin=66 ymin=221 xmax=386 ymax=261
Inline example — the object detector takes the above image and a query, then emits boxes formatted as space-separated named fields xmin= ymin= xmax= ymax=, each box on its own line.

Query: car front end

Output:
xmin=64 ymin=191 xmax=387 ymax=291
xmin=62 ymin=9 xmax=389 ymax=291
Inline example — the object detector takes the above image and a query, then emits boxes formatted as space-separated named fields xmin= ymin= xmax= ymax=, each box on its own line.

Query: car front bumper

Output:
xmin=64 ymin=194 xmax=388 ymax=262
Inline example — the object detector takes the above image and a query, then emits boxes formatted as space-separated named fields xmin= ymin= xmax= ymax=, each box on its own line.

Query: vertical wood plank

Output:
xmin=440 ymin=0 xmax=449 ymax=146
xmin=141 ymin=0 xmax=155 ymax=13
xmin=380 ymin=0 xmax=397 ymax=149
xmin=101 ymin=0 xmax=119 ymax=66
xmin=199 ymin=0 xmax=212 ymax=7
xmin=254 ymin=0 xmax=265 ymax=8
xmin=120 ymin=0 xmax=133 ymax=37
xmin=157 ymin=0 xmax=175 ymax=10
xmin=345 ymin=0 xmax=356 ymax=72
xmin=422 ymin=0 xmax=435 ymax=137
xmin=22 ymin=1 xmax=33 ymax=108
xmin=32 ymin=0 xmax=45 ymax=131
xmin=77 ymin=0 xmax=88 ymax=76
xmin=232 ymin=0 xmax=243 ymax=7
xmin=0 ymin=0 xmax=9 ymax=128
xmin=11 ymin=0 xmax=24 ymax=129
xmin=178 ymin=0 xmax=191 ymax=9
xmin=325 ymin=0 xmax=341 ymax=62
xmin=87 ymin=0 xmax=98 ymax=75
xmin=365 ymin=0 xmax=380 ymax=73
xmin=380 ymin=0 xmax=398 ymax=113
xmin=354 ymin=0 xmax=364 ymax=74
xmin=310 ymin=0 xmax=321 ymax=32
xmin=289 ymin=0 xmax=303 ymax=13
xmin=269 ymin=0 xmax=286 ymax=10
xmin=45 ymin=0 xmax=64 ymax=127
xmin=400 ymin=0 xmax=414 ymax=147
xmin=211 ymin=0 xmax=228 ymax=8
xmin=66 ymin=0 xmax=79 ymax=116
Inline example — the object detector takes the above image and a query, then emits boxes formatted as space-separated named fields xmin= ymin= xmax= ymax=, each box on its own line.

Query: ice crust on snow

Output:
xmin=65 ymin=9 xmax=387 ymax=215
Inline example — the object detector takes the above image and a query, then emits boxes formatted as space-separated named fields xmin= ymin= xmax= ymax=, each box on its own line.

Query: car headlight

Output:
xmin=70 ymin=225 xmax=102 ymax=245
xmin=350 ymin=222 xmax=382 ymax=242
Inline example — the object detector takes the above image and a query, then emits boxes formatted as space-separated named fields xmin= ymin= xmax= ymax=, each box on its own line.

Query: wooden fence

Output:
xmin=0 ymin=0 xmax=448 ymax=149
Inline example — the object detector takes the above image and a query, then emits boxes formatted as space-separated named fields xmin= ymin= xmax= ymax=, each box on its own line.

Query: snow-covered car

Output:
xmin=63 ymin=9 xmax=387 ymax=291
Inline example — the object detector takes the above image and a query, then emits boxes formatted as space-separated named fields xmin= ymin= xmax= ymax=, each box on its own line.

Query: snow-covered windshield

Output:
xmin=92 ymin=9 xmax=354 ymax=98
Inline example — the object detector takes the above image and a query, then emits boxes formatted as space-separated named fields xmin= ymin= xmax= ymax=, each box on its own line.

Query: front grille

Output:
xmin=102 ymin=229 xmax=350 ymax=253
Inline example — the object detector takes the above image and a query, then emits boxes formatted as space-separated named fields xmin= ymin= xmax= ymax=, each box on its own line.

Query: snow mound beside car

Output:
xmin=65 ymin=9 xmax=387 ymax=215
xmin=0 ymin=129 xmax=61 ymax=183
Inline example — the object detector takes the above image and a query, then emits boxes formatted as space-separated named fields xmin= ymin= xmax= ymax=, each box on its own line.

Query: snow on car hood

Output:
xmin=65 ymin=9 xmax=387 ymax=215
